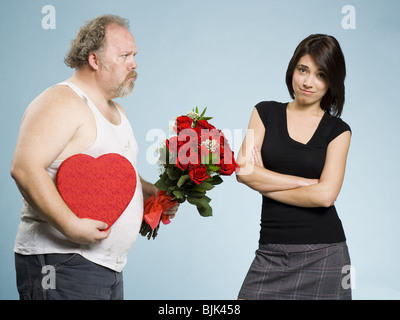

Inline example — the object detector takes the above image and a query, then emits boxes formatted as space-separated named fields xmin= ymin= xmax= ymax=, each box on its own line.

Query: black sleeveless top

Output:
xmin=255 ymin=101 xmax=351 ymax=244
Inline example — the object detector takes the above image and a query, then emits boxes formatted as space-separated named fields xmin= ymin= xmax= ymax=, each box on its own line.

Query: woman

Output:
xmin=236 ymin=34 xmax=352 ymax=300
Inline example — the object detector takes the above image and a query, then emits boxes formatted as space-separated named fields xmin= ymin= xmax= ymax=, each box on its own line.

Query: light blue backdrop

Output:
xmin=1 ymin=0 xmax=399 ymax=300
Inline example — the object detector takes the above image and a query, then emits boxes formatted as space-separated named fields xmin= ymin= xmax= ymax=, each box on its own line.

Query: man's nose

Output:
xmin=129 ymin=56 xmax=137 ymax=70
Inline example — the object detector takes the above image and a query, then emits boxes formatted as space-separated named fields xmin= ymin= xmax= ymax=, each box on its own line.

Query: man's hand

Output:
xmin=63 ymin=217 xmax=111 ymax=245
xmin=163 ymin=202 xmax=179 ymax=220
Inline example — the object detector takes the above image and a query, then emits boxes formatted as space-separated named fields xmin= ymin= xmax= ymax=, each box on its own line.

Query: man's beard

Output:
xmin=115 ymin=70 xmax=137 ymax=98
xmin=99 ymin=58 xmax=138 ymax=98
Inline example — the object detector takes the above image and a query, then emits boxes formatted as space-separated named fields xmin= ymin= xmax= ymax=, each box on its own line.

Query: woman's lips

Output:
xmin=300 ymin=89 xmax=315 ymax=95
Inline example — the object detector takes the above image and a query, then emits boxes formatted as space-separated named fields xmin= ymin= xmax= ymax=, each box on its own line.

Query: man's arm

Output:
xmin=11 ymin=86 xmax=111 ymax=244
xmin=139 ymin=176 xmax=179 ymax=219
xmin=140 ymin=176 xmax=158 ymax=201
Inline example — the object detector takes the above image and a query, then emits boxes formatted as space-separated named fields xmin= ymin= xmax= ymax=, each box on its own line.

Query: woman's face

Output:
xmin=292 ymin=54 xmax=329 ymax=107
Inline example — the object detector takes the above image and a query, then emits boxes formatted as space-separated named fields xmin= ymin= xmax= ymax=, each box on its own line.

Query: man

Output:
xmin=11 ymin=14 xmax=177 ymax=300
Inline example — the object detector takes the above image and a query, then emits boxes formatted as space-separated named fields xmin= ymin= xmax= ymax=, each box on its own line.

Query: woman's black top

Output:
xmin=255 ymin=101 xmax=351 ymax=244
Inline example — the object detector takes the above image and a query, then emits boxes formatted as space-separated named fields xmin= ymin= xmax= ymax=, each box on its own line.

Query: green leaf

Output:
xmin=198 ymin=181 xmax=214 ymax=191
xmin=187 ymin=196 xmax=213 ymax=217
xmin=154 ymin=178 xmax=169 ymax=191
xmin=188 ymin=194 xmax=211 ymax=203
xmin=199 ymin=107 xmax=207 ymax=118
xmin=187 ymin=191 xmax=205 ymax=199
xmin=195 ymin=198 xmax=213 ymax=217
xmin=166 ymin=166 xmax=181 ymax=181
xmin=177 ymin=174 xmax=191 ymax=187
xmin=197 ymin=203 xmax=212 ymax=217
xmin=207 ymin=165 xmax=221 ymax=172
xmin=172 ymin=190 xmax=185 ymax=201
xmin=190 ymin=186 xmax=206 ymax=194
xmin=187 ymin=196 xmax=199 ymax=205
xmin=209 ymin=175 xmax=223 ymax=185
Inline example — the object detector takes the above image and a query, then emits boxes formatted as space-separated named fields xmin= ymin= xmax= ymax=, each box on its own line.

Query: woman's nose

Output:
xmin=303 ymin=75 xmax=312 ymax=88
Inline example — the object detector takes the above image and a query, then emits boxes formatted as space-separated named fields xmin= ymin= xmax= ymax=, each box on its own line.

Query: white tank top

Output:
xmin=14 ymin=82 xmax=144 ymax=272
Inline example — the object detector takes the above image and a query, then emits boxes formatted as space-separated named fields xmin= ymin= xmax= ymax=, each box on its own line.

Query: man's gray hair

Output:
xmin=64 ymin=14 xmax=130 ymax=69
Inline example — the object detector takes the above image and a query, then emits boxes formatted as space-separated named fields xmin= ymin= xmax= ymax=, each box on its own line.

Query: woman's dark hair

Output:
xmin=285 ymin=34 xmax=346 ymax=117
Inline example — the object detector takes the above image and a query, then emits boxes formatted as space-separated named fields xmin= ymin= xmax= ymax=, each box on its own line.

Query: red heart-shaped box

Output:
xmin=56 ymin=153 xmax=137 ymax=229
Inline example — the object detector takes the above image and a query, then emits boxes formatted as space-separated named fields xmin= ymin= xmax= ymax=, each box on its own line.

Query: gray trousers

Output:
xmin=15 ymin=253 xmax=123 ymax=300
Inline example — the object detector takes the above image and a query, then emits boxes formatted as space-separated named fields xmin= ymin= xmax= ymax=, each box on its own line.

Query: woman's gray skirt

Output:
xmin=238 ymin=242 xmax=352 ymax=300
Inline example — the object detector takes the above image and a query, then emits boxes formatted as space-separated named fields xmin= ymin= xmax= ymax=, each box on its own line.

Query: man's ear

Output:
xmin=88 ymin=52 xmax=100 ymax=71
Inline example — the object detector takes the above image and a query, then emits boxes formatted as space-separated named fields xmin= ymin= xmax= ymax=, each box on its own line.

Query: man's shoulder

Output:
xmin=29 ymin=84 xmax=86 ymax=114
xmin=40 ymin=84 xmax=82 ymax=103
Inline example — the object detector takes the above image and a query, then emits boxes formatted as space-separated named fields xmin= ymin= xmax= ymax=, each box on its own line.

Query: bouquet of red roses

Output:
xmin=140 ymin=107 xmax=238 ymax=239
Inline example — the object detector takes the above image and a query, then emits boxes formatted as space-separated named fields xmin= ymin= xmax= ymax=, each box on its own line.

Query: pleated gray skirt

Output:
xmin=238 ymin=242 xmax=352 ymax=300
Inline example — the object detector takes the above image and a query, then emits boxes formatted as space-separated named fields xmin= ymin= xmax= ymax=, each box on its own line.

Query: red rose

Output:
xmin=176 ymin=116 xmax=193 ymax=133
xmin=218 ymin=162 xmax=237 ymax=176
xmin=177 ymin=143 xmax=199 ymax=170
xmin=218 ymin=132 xmax=227 ymax=150
xmin=194 ymin=120 xmax=216 ymax=138
xmin=167 ymin=132 xmax=196 ymax=153
xmin=189 ymin=165 xmax=210 ymax=184
xmin=166 ymin=137 xmax=179 ymax=153
xmin=218 ymin=153 xmax=239 ymax=176
xmin=177 ymin=160 xmax=189 ymax=171
xmin=196 ymin=120 xmax=215 ymax=130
